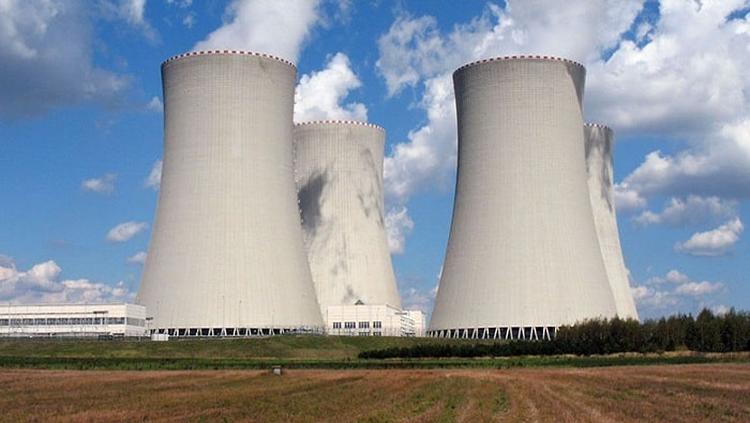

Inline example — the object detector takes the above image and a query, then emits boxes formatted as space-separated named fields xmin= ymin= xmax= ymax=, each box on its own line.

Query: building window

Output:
xmin=332 ymin=322 xmax=341 ymax=329
xmin=373 ymin=331 xmax=382 ymax=336
xmin=344 ymin=321 xmax=356 ymax=329
xmin=358 ymin=321 xmax=369 ymax=329
xmin=373 ymin=321 xmax=382 ymax=328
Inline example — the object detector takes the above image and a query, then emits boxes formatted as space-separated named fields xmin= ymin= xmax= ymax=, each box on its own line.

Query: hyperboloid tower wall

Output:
xmin=138 ymin=51 xmax=324 ymax=334
xmin=584 ymin=123 xmax=639 ymax=320
xmin=429 ymin=56 xmax=618 ymax=340
xmin=294 ymin=121 xmax=401 ymax=317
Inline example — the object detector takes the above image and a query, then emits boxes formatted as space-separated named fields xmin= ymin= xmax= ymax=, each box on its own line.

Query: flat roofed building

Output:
xmin=0 ymin=303 xmax=147 ymax=337
xmin=326 ymin=304 xmax=425 ymax=337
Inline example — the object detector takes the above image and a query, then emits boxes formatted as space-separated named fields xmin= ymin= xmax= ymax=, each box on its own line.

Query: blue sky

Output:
xmin=1 ymin=0 xmax=748 ymax=320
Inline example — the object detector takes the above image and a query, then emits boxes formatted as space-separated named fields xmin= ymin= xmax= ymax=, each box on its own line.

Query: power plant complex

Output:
xmin=3 ymin=51 xmax=636 ymax=340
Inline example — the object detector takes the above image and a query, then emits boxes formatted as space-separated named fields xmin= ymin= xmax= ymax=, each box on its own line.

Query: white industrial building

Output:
xmin=0 ymin=303 xmax=147 ymax=337
xmin=429 ymin=56 xmax=620 ymax=340
xmin=585 ymin=123 xmax=639 ymax=320
xmin=326 ymin=304 xmax=426 ymax=337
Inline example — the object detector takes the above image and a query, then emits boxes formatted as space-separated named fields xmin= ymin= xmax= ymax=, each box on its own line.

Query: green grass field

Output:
xmin=0 ymin=336 xmax=748 ymax=370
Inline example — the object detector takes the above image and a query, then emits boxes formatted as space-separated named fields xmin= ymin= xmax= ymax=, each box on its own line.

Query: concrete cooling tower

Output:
xmin=294 ymin=121 xmax=401 ymax=318
xmin=429 ymin=56 xmax=618 ymax=340
xmin=137 ymin=51 xmax=324 ymax=336
xmin=585 ymin=123 xmax=639 ymax=320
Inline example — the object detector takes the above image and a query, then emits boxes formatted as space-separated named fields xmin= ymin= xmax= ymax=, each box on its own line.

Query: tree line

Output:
xmin=359 ymin=309 xmax=750 ymax=359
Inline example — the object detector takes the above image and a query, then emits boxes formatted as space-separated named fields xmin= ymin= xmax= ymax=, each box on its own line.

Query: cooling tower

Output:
xmin=429 ymin=56 xmax=618 ymax=340
xmin=585 ymin=123 xmax=639 ymax=320
xmin=294 ymin=121 xmax=401 ymax=317
xmin=137 ymin=50 xmax=324 ymax=335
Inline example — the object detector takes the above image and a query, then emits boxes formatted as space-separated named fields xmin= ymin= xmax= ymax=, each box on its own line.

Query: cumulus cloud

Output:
xmin=98 ymin=0 xmax=158 ymax=41
xmin=384 ymin=207 xmax=414 ymax=255
xmin=81 ymin=173 xmax=117 ymax=194
xmin=0 ymin=0 xmax=130 ymax=119
xmin=634 ymin=195 xmax=738 ymax=227
xmin=182 ymin=12 xmax=195 ymax=28
xmin=585 ymin=1 xmax=750 ymax=137
xmin=617 ymin=138 xmax=750 ymax=201
xmin=614 ymin=183 xmax=648 ymax=212
xmin=106 ymin=221 xmax=148 ymax=243
xmin=590 ymin=3 xmax=750 ymax=203
xmin=400 ymin=283 xmax=438 ymax=314
xmin=630 ymin=285 xmax=678 ymax=309
xmin=146 ymin=96 xmax=162 ymax=113
xmin=294 ymin=52 xmax=367 ymax=122
xmin=193 ymin=0 xmax=322 ymax=63
xmin=144 ymin=160 xmax=162 ymax=190
xmin=631 ymin=269 xmax=726 ymax=316
xmin=674 ymin=281 xmax=724 ymax=296
xmin=675 ymin=218 xmax=744 ymax=257
xmin=126 ymin=251 xmax=147 ymax=265
xmin=0 ymin=257 xmax=134 ymax=304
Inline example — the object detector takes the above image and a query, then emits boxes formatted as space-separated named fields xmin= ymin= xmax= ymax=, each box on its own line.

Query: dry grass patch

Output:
xmin=0 ymin=364 xmax=747 ymax=422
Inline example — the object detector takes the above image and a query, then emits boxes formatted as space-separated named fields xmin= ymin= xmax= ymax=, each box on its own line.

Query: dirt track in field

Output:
xmin=1 ymin=364 xmax=748 ymax=422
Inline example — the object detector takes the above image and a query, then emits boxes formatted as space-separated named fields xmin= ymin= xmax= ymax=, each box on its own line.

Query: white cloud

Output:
xmin=400 ymin=283 xmax=438 ymax=314
xmin=81 ymin=173 xmax=117 ymax=194
xmin=634 ymin=195 xmax=738 ymax=226
xmin=665 ymin=269 xmax=690 ymax=285
xmin=632 ymin=269 xmax=726 ymax=315
xmin=590 ymin=3 xmax=750 ymax=202
xmin=106 ymin=221 xmax=148 ymax=243
xmin=98 ymin=0 xmax=158 ymax=41
xmin=193 ymin=0 xmax=322 ymax=63
xmin=585 ymin=1 xmax=750 ymax=137
xmin=617 ymin=135 xmax=750 ymax=201
xmin=675 ymin=218 xmax=744 ymax=257
xmin=0 ymin=0 xmax=129 ymax=119
xmin=384 ymin=207 xmax=414 ymax=255
xmin=145 ymin=159 xmax=162 ymax=190
xmin=293 ymin=52 xmax=367 ymax=122
xmin=614 ymin=183 xmax=648 ymax=212
xmin=182 ymin=12 xmax=195 ymax=28
xmin=146 ymin=96 xmax=162 ymax=112
xmin=119 ymin=0 xmax=147 ymax=26
xmin=383 ymin=74 xmax=457 ymax=205
xmin=0 ymin=257 xmax=134 ymax=304
xmin=126 ymin=251 xmax=147 ymax=265
xmin=675 ymin=281 xmax=724 ymax=296
xmin=166 ymin=0 xmax=192 ymax=7
xmin=712 ymin=304 xmax=731 ymax=315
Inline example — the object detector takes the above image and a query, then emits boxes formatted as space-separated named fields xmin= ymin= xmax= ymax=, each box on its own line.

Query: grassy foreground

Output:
xmin=1 ymin=364 xmax=748 ymax=422
xmin=0 ymin=336 xmax=748 ymax=370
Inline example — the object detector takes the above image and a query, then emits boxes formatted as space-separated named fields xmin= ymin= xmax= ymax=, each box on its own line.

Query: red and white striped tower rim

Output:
xmin=162 ymin=50 xmax=296 ymax=69
xmin=454 ymin=55 xmax=585 ymax=75
xmin=585 ymin=122 xmax=613 ymax=132
xmin=294 ymin=120 xmax=386 ymax=133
